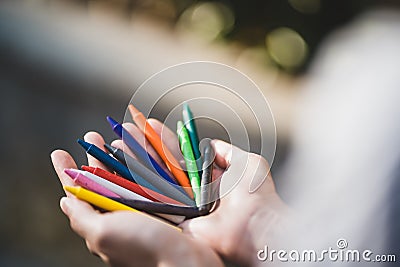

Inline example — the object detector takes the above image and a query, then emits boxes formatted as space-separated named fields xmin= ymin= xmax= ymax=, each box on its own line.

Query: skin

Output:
xmin=51 ymin=119 xmax=290 ymax=267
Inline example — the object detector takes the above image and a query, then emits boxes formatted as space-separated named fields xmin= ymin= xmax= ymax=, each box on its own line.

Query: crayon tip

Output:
xmin=177 ymin=121 xmax=185 ymax=134
xmin=64 ymin=186 xmax=79 ymax=195
xmin=104 ymin=143 xmax=118 ymax=154
xmin=128 ymin=104 xmax=140 ymax=115
xmin=77 ymin=139 xmax=91 ymax=151
xmin=106 ymin=116 xmax=119 ymax=128
xmin=182 ymin=103 xmax=192 ymax=119
xmin=64 ymin=168 xmax=78 ymax=179
xmin=107 ymin=116 xmax=123 ymax=137
xmin=81 ymin=165 xmax=94 ymax=172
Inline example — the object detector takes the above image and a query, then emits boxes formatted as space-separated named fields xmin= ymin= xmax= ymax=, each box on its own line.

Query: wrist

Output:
xmin=209 ymin=193 xmax=289 ymax=267
xmin=158 ymin=232 xmax=224 ymax=267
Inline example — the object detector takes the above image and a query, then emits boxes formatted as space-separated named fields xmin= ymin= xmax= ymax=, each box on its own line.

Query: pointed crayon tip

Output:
xmin=77 ymin=139 xmax=85 ymax=145
xmin=77 ymin=139 xmax=91 ymax=150
xmin=107 ymin=116 xmax=123 ymax=137
xmin=104 ymin=143 xmax=117 ymax=154
xmin=64 ymin=168 xmax=78 ymax=178
xmin=81 ymin=165 xmax=93 ymax=172
xmin=64 ymin=186 xmax=79 ymax=195
xmin=128 ymin=104 xmax=140 ymax=115
xmin=177 ymin=121 xmax=184 ymax=132
xmin=107 ymin=116 xmax=119 ymax=128
xmin=182 ymin=103 xmax=193 ymax=122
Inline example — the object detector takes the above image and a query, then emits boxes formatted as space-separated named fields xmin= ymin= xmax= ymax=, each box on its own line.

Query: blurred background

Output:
xmin=0 ymin=0 xmax=392 ymax=266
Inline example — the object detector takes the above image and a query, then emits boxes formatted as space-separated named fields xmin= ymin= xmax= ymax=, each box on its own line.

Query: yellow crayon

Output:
xmin=64 ymin=186 xmax=182 ymax=231
xmin=65 ymin=186 xmax=139 ymax=212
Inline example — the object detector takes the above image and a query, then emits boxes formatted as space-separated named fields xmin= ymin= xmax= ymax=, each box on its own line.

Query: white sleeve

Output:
xmin=276 ymin=9 xmax=400 ymax=265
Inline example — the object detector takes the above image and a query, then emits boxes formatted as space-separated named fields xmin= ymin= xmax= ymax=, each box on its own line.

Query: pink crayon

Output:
xmin=64 ymin=169 xmax=120 ymax=198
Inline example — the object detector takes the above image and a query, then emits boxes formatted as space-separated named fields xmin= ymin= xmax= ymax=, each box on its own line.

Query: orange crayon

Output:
xmin=128 ymin=104 xmax=193 ymax=198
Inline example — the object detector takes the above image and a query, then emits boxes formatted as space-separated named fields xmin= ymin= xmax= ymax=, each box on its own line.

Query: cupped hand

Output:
xmin=51 ymin=132 xmax=223 ymax=267
xmin=111 ymin=119 xmax=290 ymax=266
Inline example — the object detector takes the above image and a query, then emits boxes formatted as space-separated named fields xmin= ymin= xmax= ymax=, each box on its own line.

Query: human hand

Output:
xmin=51 ymin=132 xmax=223 ymax=267
xmin=182 ymin=140 xmax=290 ymax=266
xmin=110 ymin=119 xmax=290 ymax=266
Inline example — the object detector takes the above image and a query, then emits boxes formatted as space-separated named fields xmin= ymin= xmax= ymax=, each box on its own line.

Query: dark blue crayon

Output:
xmin=77 ymin=139 xmax=160 ymax=194
xmin=106 ymin=116 xmax=179 ymax=186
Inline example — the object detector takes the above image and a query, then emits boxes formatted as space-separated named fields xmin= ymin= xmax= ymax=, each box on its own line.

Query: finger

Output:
xmin=110 ymin=139 xmax=137 ymax=159
xmin=180 ymin=213 xmax=223 ymax=253
xmin=51 ymin=150 xmax=78 ymax=195
xmin=147 ymin=119 xmax=184 ymax=162
xmin=212 ymin=165 xmax=224 ymax=182
xmin=60 ymin=197 xmax=108 ymax=258
xmin=60 ymin=197 xmax=101 ymax=243
xmin=83 ymin=131 xmax=109 ymax=170
xmin=211 ymin=140 xmax=234 ymax=169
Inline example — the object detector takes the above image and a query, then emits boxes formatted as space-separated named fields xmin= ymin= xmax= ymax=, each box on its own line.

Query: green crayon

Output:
xmin=177 ymin=120 xmax=201 ymax=206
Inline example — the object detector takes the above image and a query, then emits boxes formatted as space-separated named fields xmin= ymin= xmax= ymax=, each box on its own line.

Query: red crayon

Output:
xmin=81 ymin=166 xmax=185 ymax=206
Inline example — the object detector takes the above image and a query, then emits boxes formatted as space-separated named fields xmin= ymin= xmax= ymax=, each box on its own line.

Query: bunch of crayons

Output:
xmin=64 ymin=103 xmax=214 ymax=228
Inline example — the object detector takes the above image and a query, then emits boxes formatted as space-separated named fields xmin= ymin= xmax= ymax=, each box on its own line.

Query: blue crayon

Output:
xmin=77 ymin=139 xmax=160 ymax=194
xmin=104 ymin=144 xmax=194 ymax=205
xmin=106 ymin=116 xmax=179 ymax=186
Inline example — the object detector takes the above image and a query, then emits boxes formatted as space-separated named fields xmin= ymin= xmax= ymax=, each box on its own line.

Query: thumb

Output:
xmin=211 ymin=139 xmax=236 ymax=169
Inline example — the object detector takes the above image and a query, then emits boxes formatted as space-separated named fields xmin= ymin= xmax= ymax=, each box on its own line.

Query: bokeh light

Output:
xmin=176 ymin=2 xmax=234 ymax=42
xmin=288 ymin=0 xmax=321 ymax=14
xmin=265 ymin=27 xmax=308 ymax=70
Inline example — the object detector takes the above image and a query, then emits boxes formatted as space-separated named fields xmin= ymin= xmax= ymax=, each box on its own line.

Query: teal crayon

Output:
xmin=182 ymin=103 xmax=202 ymax=164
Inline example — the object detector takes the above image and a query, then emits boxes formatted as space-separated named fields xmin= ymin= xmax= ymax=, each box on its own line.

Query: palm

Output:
xmin=113 ymin=120 xmax=277 ymax=265
xmin=51 ymin=119 xmax=279 ymax=266
xmin=51 ymin=127 xmax=223 ymax=267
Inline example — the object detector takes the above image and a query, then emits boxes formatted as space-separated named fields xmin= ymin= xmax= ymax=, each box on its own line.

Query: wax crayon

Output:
xmin=177 ymin=121 xmax=201 ymax=206
xmin=200 ymin=142 xmax=214 ymax=212
xmin=66 ymin=169 xmax=150 ymax=201
xmin=77 ymin=139 xmax=160 ymax=194
xmin=64 ymin=169 xmax=120 ymax=198
xmin=106 ymin=116 xmax=177 ymax=184
xmin=64 ymin=186 xmax=182 ymax=229
xmin=81 ymin=166 xmax=186 ymax=206
xmin=110 ymin=197 xmax=208 ymax=219
xmin=104 ymin=144 xmax=193 ymax=205
xmin=128 ymin=104 xmax=193 ymax=197
xmin=182 ymin=103 xmax=201 ymax=162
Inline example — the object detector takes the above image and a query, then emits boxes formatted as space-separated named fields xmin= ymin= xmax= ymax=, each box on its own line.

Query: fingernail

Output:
xmin=50 ymin=150 xmax=57 ymax=159
xmin=60 ymin=197 xmax=71 ymax=214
